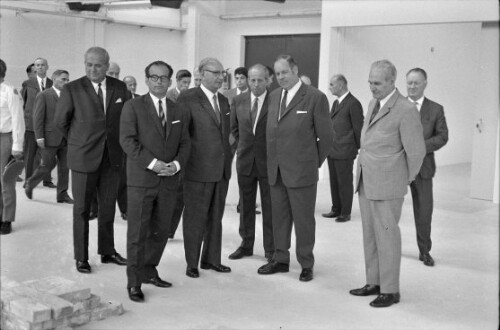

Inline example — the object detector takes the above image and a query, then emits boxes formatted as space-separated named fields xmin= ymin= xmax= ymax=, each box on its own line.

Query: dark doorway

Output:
xmin=245 ymin=34 xmax=320 ymax=91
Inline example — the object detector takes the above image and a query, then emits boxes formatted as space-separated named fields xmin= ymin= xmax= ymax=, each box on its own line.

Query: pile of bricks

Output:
xmin=0 ymin=276 xmax=124 ymax=330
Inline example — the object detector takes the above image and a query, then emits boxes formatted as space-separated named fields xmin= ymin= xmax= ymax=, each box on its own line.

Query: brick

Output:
xmin=68 ymin=311 xmax=91 ymax=327
xmin=24 ymin=277 xmax=91 ymax=303
xmin=9 ymin=297 xmax=52 ymax=323
xmin=107 ymin=300 xmax=124 ymax=316
xmin=2 ymin=310 xmax=42 ymax=330
xmin=9 ymin=286 xmax=74 ymax=319
xmin=74 ymin=294 xmax=101 ymax=313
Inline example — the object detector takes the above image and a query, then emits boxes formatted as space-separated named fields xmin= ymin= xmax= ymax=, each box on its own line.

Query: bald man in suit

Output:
xmin=257 ymin=55 xmax=333 ymax=282
xmin=350 ymin=60 xmax=425 ymax=308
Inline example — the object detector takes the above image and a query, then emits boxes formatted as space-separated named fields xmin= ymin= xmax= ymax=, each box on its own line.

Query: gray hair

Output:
xmin=84 ymin=47 xmax=110 ymax=64
xmin=371 ymin=59 xmax=397 ymax=81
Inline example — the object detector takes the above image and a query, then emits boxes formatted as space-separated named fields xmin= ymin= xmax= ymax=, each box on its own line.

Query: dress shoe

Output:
xmin=255 ymin=209 xmax=261 ymax=215
xmin=257 ymin=261 xmax=289 ymax=275
xmin=0 ymin=222 xmax=12 ymax=235
xmin=299 ymin=268 xmax=313 ymax=282
xmin=419 ymin=253 xmax=435 ymax=266
xmin=335 ymin=214 xmax=351 ymax=222
xmin=25 ymin=186 xmax=33 ymax=200
xmin=370 ymin=293 xmax=400 ymax=307
xmin=127 ymin=286 xmax=144 ymax=302
xmin=143 ymin=276 xmax=172 ymax=288
xmin=101 ymin=252 xmax=127 ymax=266
xmin=76 ymin=260 xmax=91 ymax=273
xmin=57 ymin=195 xmax=74 ymax=204
xmin=43 ymin=181 xmax=57 ymax=188
xmin=200 ymin=262 xmax=231 ymax=273
xmin=89 ymin=212 xmax=98 ymax=220
xmin=349 ymin=284 xmax=380 ymax=296
xmin=121 ymin=212 xmax=127 ymax=220
xmin=186 ymin=267 xmax=199 ymax=278
xmin=228 ymin=247 xmax=253 ymax=260
xmin=322 ymin=211 xmax=340 ymax=218
xmin=16 ymin=176 xmax=23 ymax=182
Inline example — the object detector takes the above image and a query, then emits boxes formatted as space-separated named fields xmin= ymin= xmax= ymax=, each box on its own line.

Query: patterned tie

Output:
xmin=251 ymin=97 xmax=258 ymax=128
xmin=159 ymin=99 xmax=166 ymax=135
xmin=369 ymin=100 xmax=380 ymax=123
xmin=331 ymin=99 xmax=339 ymax=114
xmin=212 ymin=94 xmax=221 ymax=124
xmin=41 ymin=79 xmax=45 ymax=91
xmin=97 ymin=83 xmax=105 ymax=113
xmin=278 ymin=89 xmax=287 ymax=121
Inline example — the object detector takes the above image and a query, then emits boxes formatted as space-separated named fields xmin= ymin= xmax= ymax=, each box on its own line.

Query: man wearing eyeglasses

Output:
xmin=177 ymin=57 xmax=233 ymax=279
xmin=120 ymin=61 xmax=190 ymax=302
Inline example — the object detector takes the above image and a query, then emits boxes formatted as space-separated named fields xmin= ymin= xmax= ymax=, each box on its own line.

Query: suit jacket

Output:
xmin=356 ymin=89 xmax=425 ymax=200
xmin=120 ymin=94 xmax=190 ymax=188
xmin=22 ymin=77 xmax=53 ymax=131
xmin=55 ymin=76 xmax=130 ymax=173
xmin=166 ymin=88 xmax=180 ymax=103
xmin=33 ymin=87 xmax=64 ymax=147
xmin=230 ymin=91 xmax=269 ymax=177
xmin=329 ymin=92 xmax=364 ymax=159
xmin=266 ymin=83 xmax=333 ymax=188
xmin=418 ymin=97 xmax=448 ymax=179
xmin=177 ymin=86 xmax=232 ymax=182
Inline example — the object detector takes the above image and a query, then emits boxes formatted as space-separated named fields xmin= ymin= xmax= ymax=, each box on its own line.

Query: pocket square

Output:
xmin=172 ymin=120 xmax=181 ymax=124
xmin=115 ymin=98 xmax=122 ymax=103
xmin=225 ymin=112 xmax=230 ymax=116
xmin=296 ymin=110 xmax=308 ymax=114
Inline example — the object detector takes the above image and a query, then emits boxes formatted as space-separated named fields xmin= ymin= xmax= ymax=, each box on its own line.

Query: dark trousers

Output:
xmin=183 ymin=178 xmax=229 ymax=268
xmin=117 ymin=157 xmax=127 ymax=214
xmin=410 ymin=174 xmax=433 ymax=255
xmin=23 ymin=131 xmax=50 ymax=182
xmin=72 ymin=149 xmax=120 ymax=261
xmin=169 ymin=180 xmax=184 ymax=237
xmin=270 ymin=171 xmax=317 ymax=269
xmin=237 ymin=163 xmax=273 ymax=254
xmin=27 ymin=143 xmax=69 ymax=200
xmin=326 ymin=157 xmax=354 ymax=216
xmin=127 ymin=180 xmax=176 ymax=288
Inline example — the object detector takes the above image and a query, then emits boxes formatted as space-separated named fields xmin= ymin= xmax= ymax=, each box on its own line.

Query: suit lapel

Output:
xmin=105 ymin=79 xmax=115 ymax=111
xmin=145 ymin=94 xmax=166 ymax=139
xmin=368 ymin=89 xmax=400 ymax=128
xmin=256 ymin=93 xmax=269 ymax=125
xmin=197 ymin=88 xmax=220 ymax=127
xmin=166 ymin=101 xmax=174 ymax=141
xmin=280 ymin=83 xmax=307 ymax=121
xmin=332 ymin=93 xmax=350 ymax=118
xmin=419 ymin=97 xmax=430 ymax=121
xmin=82 ymin=78 xmax=104 ymax=115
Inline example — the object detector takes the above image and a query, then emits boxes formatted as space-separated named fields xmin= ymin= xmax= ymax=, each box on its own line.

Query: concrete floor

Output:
xmin=1 ymin=163 xmax=498 ymax=329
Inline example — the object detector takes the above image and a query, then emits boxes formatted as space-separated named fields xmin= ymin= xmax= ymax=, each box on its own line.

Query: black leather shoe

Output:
xmin=257 ymin=261 xmax=289 ymax=275
xmin=101 ymin=252 xmax=127 ymax=266
xmin=121 ymin=212 xmax=128 ymax=221
xmin=186 ymin=267 xmax=199 ymax=278
xmin=228 ymin=247 xmax=253 ymax=260
xmin=322 ymin=211 xmax=340 ymax=218
xmin=349 ymin=284 xmax=380 ymax=296
xmin=57 ymin=195 xmax=74 ymax=204
xmin=128 ymin=286 xmax=144 ymax=302
xmin=89 ymin=212 xmax=98 ymax=220
xmin=370 ymin=293 xmax=400 ymax=307
xmin=25 ymin=186 xmax=33 ymax=200
xmin=43 ymin=181 xmax=57 ymax=188
xmin=299 ymin=268 xmax=313 ymax=282
xmin=335 ymin=214 xmax=351 ymax=222
xmin=0 ymin=222 xmax=12 ymax=235
xmin=143 ymin=276 xmax=172 ymax=288
xmin=419 ymin=253 xmax=435 ymax=266
xmin=255 ymin=209 xmax=261 ymax=215
xmin=76 ymin=260 xmax=91 ymax=273
xmin=200 ymin=263 xmax=231 ymax=273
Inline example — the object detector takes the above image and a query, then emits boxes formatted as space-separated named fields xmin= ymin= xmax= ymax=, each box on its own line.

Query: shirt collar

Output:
xmin=337 ymin=91 xmax=350 ymax=104
xmin=286 ymin=79 xmax=302 ymax=95
xmin=251 ymin=90 xmax=267 ymax=103
xmin=408 ymin=95 xmax=425 ymax=110
xmin=200 ymin=83 xmax=218 ymax=101
xmin=37 ymin=75 xmax=45 ymax=86
xmin=379 ymin=88 xmax=397 ymax=109
xmin=90 ymin=78 xmax=107 ymax=90
xmin=149 ymin=92 xmax=167 ymax=105
xmin=237 ymin=88 xmax=248 ymax=95
xmin=52 ymin=86 xmax=61 ymax=97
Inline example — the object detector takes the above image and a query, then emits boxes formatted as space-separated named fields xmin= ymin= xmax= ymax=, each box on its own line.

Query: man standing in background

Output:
xmin=167 ymin=69 xmax=191 ymax=103
xmin=406 ymin=67 xmax=448 ymax=267
xmin=107 ymin=62 xmax=121 ymax=79
xmin=224 ymin=67 xmax=248 ymax=104
xmin=123 ymin=76 xmax=139 ymax=98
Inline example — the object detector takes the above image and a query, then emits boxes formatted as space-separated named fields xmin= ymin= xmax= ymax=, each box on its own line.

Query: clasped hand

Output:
xmin=153 ymin=160 xmax=177 ymax=176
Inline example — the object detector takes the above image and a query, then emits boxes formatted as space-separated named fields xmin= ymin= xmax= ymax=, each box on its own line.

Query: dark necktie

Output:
xmin=97 ymin=83 xmax=105 ymax=113
xmin=279 ymin=89 xmax=287 ymax=121
xmin=159 ymin=99 xmax=166 ymax=136
xmin=212 ymin=94 xmax=221 ymax=124
xmin=251 ymin=97 xmax=258 ymax=128
xmin=369 ymin=100 xmax=380 ymax=123
xmin=331 ymin=99 xmax=339 ymax=114
xmin=41 ymin=80 xmax=45 ymax=91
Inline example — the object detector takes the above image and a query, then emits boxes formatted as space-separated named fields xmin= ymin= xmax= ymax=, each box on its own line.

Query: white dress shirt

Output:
xmin=36 ymin=75 xmax=47 ymax=91
xmin=336 ymin=91 xmax=350 ymax=104
xmin=379 ymin=88 xmax=397 ymax=110
xmin=408 ymin=95 xmax=424 ymax=112
xmin=0 ymin=82 xmax=25 ymax=151
xmin=90 ymin=78 xmax=107 ymax=113
xmin=200 ymin=83 xmax=220 ymax=112
xmin=281 ymin=79 xmax=302 ymax=107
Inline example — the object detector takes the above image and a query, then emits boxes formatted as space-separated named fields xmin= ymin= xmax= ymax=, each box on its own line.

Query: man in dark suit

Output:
xmin=123 ymin=76 xmax=139 ymax=99
xmin=257 ymin=55 xmax=333 ymax=282
xmin=120 ymin=60 xmax=190 ymax=302
xmin=322 ymin=74 xmax=364 ymax=222
xmin=177 ymin=57 xmax=233 ymax=278
xmin=406 ymin=68 xmax=448 ymax=267
xmin=224 ymin=67 xmax=248 ymax=104
xmin=21 ymin=58 xmax=54 ymax=187
xmin=229 ymin=64 xmax=274 ymax=261
xmin=55 ymin=47 xmax=129 ymax=274
xmin=25 ymin=70 xmax=73 ymax=204
xmin=350 ymin=60 xmax=425 ymax=308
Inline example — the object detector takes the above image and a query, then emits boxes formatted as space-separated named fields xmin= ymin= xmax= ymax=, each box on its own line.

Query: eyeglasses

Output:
xmin=204 ymin=69 xmax=227 ymax=78
xmin=148 ymin=75 xmax=170 ymax=82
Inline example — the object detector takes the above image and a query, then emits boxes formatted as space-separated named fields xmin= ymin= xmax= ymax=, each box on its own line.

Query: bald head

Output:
xmin=107 ymin=62 xmax=121 ymax=79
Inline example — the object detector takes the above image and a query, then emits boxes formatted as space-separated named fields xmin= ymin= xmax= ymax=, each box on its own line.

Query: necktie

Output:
xmin=279 ymin=89 xmax=287 ymax=121
xmin=369 ymin=100 xmax=380 ymax=123
xmin=331 ymin=100 xmax=339 ymax=114
xmin=41 ymin=80 xmax=45 ymax=91
xmin=251 ymin=97 xmax=258 ymax=128
xmin=413 ymin=100 xmax=419 ymax=111
xmin=159 ymin=99 xmax=166 ymax=135
xmin=97 ymin=83 xmax=105 ymax=113
xmin=212 ymin=94 xmax=221 ymax=124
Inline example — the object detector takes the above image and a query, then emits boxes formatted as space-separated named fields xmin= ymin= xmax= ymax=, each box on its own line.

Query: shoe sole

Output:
xmin=258 ymin=269 xmax=289 ymax=275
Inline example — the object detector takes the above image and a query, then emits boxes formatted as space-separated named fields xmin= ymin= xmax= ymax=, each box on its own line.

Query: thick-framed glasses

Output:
xmin=148 ymin=75 xmax=170 ymax=82
xmin=204 ymin=69 xmax=227 ymax=78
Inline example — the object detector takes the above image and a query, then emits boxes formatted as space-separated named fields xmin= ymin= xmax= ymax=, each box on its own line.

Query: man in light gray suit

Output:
xmin=350 ymin=60 xmax=425 ymax=308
